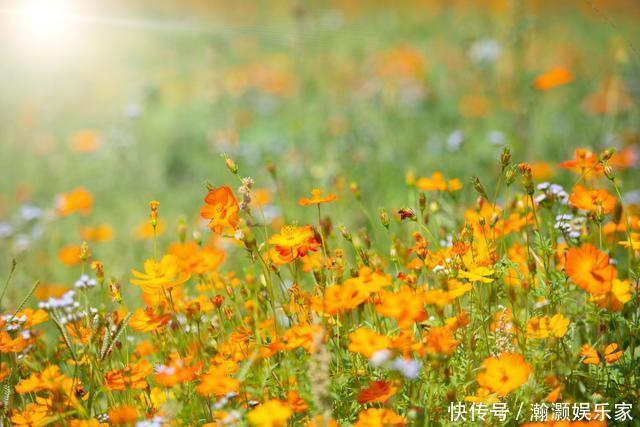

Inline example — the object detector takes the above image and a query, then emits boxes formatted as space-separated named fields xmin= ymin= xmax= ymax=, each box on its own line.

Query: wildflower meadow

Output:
xmin=0 ymin=1 xmax=639 ymax=426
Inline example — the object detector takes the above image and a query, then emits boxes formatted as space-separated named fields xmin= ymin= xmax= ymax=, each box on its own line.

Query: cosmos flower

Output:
xmin=130 ymin=255 xmax=190 ymax=296
xmin=268 ymin=225 xmax=320 ymax=265
xmin=246 ymin=400 xmax=292 ymax=427
xmin=564 ymin=244 xmax=616 ymax=295
xmin=354 ymin=408 xmax=405 ymax=427
xmin=415 ymin=172 xmax=462 ymax=192
xmin=348 ymin=328 xmax=391 ymax=358
xmin=298 ymin=188 xmax=338 ymax=206
xmin=569 ymin=185 xmax=616 ymax=214
xmin=200 ymin=186 xmax=240 ymax=234
xmin=56 ymin=188 xmax=93 ymax=216
xmin=477 ymin=353 xmax=531 ymax=396
xmin=534 ymin=67 xmax=573 ymax=90
xmin=357 ymin=381 xmax=398 ymax=404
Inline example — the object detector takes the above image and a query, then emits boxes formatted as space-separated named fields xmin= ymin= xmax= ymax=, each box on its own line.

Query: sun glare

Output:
xmin=11 ymin=0 xmax=76 ymax=48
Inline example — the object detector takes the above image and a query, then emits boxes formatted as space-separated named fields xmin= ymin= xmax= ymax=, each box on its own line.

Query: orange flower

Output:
xmin=104 ymin=360 xmax=153 ymax=391
xmin=357 ymin=381 xmax=398 ymax=404
xmin=569 ymin=185 xmax=616 ymax=214
xmin=155 ymin=353 xmax=202 ymax=387
xmin=299 ymin=188 xmax=338 ymax=206
xmin=246 ymin=400 xmax=292 ymax=427
xmin=312 ymin=267 xmax=391 ymax=315
xmin=424 ymin=326 xmax=459 ymax=356
xmin=200 ymin=186 xmax=240 ymax=234
xmin=107 ymin=405 xmax=138 ymax=425
xmin=354 ymin=408 xmax=405 ymax=427
xmin=526 ymin=314 xmax=569 ymax=339
xmin=168 ymin=240 xmax=225 ymax=275
xmin=129 ymin=308 xmax=170 ymax=332
xmin=603 ymin=343 xmax=623 ymax=364
xmin=130 ymin=255 xmax=190 ymax=296
xmin=268 ymin=225 xmax=320 ymax=265
xmin=196 ymin=364 xmax=240 ymax=396
xmin=58 ymin=244 xmax=82 ymax=266
xmin=132 ymin=218 xmax=165 ymax=240
xmin=580 ymin=343 xmax=622 ymax=365
xmin=565 ymin=244 xmax=616 ymax=294
xmin=274 ymin=323 xmax=322 ymax=353
xmin=56 ymin=187 xmax=93 ymax=216
xmin=529 ymin=162 xmax=554 ymax=181
xmin=415 ymin=172 xmax=462 ymax=192
xmin=348 ymin=328 xmax=391 ymax=358
xmin=376 ymin=44 xmax=425 ymax=81
xmin=580 ymin=344 xmax=600 ymax=364
xmin=79 ymin=224 xmax=114 ymax=242
xmin=375 ymin=287 xmax=427 ymax=328
xmin=589 ymin=279 xmax=632 ymax=311
xmin=477 ymin=353 xmax=531 ymax=396
xmin=10 ymin=403 xmax=50 ymax=427
xmin=286 ymin=390 xmax=309 ymax=413
xmin=534 ymin=66 xmax=573 ymax=90
xmin=559 ymin=148 xmax=603 ymax=176
xmin=0 ymin=331 xmax=29 ymax=353
xmin=70 ymin=130 xmax=101 ymax=153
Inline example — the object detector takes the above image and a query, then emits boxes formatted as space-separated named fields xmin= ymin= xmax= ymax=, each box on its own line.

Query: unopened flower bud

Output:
xmin=505 ymin=166 xmax=516 ymax=186
xmin=350 ymin=182 xmax=361 ymax=200
xmin=500 ymin=147 xmax=512 ymax=169
xmin=603 ymin=164 xmax=615 ymax=181
xmin=613 ymin=201 xmax=623 ymax=225
xmin=266 ymin=161 xmax=277 ymax=178
xmin=339 ymin=225 xmax=352 ymax=242
xmin=149 ymin=200 xmax=160 ymax=227
xmin=108 ymin=279 xmax=122 ymax=304
xmin=91 ymin=261 xmax=104 ymax=284
xmin=418 ymin=192 xmax=426 ymax=212
xmin=379 ymin=209 xmax=390 ymax=229
xmin=177 ymin=217 xmax=187 ymax=243
xmin=80 ymin=242 xmax=90 ymax=262
xmin=471 ymin=176 xmax=488 ymax=199
xmin=224 ymin=155 xmax=238 ymax=174
xmin=599 ymin=148 xmax=615 ymax=162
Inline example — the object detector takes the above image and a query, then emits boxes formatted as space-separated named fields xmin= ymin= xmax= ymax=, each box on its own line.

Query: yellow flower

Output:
xmin=590 ymin=279 xmax=632 ymax=311
xmin=458 ymin=266 xmax=494 ymax=283
xmin=526 ymin=314 xmax=569 ymax=339
xmin=11 ymin=403 xmax=50 ymax=427
xmin=348 ymin=327 xmax=391 ymax=358
xmin=354 ymin=408 xmax=405 ymax=427
xmin=130 ymin=255 xmax=190 ymax=295
xmin=477 ymin=353 xmax=531 ymax=396
xmin=247 ymin=400 xmax=292 ymax=427
xmin=415 ymin=172 xmax=462 ymax=192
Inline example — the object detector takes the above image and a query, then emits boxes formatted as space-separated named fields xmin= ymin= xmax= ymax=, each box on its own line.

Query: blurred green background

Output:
xmin=0 ymin=0 xmax=638 ymax=301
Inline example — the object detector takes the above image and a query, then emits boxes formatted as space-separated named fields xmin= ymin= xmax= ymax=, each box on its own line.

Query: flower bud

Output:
xmin=500 ymin=146 xmax=512 ymax=169
xmin=108 ymin=279 xmax=122 ymax=304
xmin=603 ymin=164 xmax=615 ymax=181
xmin=379 ymin=209 xmax=390 ymax=229
xmin=505 ymin=166 xmax=516 ymax=186
xmin=149 ymin=200 xmax=160 ymax=227
xmin=471 ymin=176 xmax=488 ymax=199
xmin=224 ymin=155 xmax=238 ymax=174
xmin=177 ymin=217 xmax=187 ymax=243
xmin=599 ymin=148 xmax=615 ymax=162
xmin=339 ymin=225 xmax=352 ymax=242
xmin=80 ymin=242 xmax=90 ymax=262
xmin=350 ymin=182 xmax=361 ymax=200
